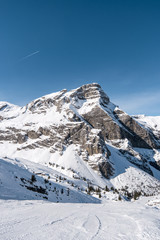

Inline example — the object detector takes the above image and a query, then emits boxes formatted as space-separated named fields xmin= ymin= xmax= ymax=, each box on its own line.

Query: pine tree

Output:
xmin=31 ymin=174 xmax=36 ymax=183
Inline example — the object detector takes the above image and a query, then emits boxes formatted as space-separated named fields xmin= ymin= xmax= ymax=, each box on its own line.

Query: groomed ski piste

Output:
xmin=0 ymin=197 xmax=160 ymax=240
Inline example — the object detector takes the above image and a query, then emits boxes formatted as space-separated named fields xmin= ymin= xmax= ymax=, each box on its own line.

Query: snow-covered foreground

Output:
xmin=0 ymin=198 xmax=160 ymax=240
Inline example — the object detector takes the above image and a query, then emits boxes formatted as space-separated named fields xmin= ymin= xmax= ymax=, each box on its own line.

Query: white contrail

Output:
xmin=19 ymin=51 xmax=40 ymax=61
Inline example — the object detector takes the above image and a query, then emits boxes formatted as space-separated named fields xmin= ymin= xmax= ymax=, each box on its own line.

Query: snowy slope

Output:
xmin=0 ymin=157 xmax=100 ymax=203
xmin=0 ymin=197 xmax=160 ymax=240
xmin=107 ymin=143 xmax=160 ymax=196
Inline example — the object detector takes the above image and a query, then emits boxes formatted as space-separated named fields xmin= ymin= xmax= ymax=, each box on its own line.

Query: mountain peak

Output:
xmin=69 ymin=83 xmax=110 ymax=104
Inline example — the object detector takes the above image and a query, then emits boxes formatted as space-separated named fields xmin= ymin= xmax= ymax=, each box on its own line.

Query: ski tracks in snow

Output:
xmin=71 ymin=213 xmax=102 ymax=240
xmin=91 ymin=215 xmax=102 ymax=240
xmin=47 ymin=210 xmax=102 ymax=240
xmin=50 ymin=214 xmax=74 ymax=225
xmin=0 ymin=201 xmax=160 ymax=240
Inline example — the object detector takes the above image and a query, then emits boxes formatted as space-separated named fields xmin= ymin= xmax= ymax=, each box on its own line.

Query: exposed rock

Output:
xmin=114 ymin=110 xmax=160 ymax=149
xmin=119 ymin=149 xmax=153 ymax=175
xmin=38 ymin=127 xmax=50 ymax=136
xmin=70 ymin=83 xmax=110 ymax=104
xmin=82 ymin=105 xmax=160 ymax=149
xmin=16 ymin=134 xmax=27 ymax=144
xmin=98 ymin=161 xmax=114 ymax=179
xmin=0 ymin=103 xmax=7 ymax=111
xmin=27 ymin=130 xmax=40 ymax=139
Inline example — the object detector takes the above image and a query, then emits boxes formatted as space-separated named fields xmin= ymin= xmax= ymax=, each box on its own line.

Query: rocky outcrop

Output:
xmin=81 ymin=104 xmax=160 ymax=149
xmin=114 ymin=109 xmax=160 ymax=149
xmin=82 ymin=106 xmax=123 ymax=140
xmin=70 ymin=83 xmax=110 ymax=103
xmin=98 ymin=161 xmax=114 ymax=179
xmin=27 ymin=130 xmax=40 ymax=139
xmin=16 ymin=134 xmax=27 ymax=144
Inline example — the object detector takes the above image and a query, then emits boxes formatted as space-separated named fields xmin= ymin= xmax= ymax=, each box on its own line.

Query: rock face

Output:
xmin=27 ymin=130 xmax=40 ymax=139
xmin=81 ymin=98 xmax=160 ymax=150
xmin=0 ymin=83 xmax=160 ymax=180
xmin=114 ymin=110 xmax=160 ymax=149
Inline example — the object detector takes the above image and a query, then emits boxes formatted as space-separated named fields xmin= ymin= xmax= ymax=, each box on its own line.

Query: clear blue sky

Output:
xmin=1 ymin=0 xmax=160 ymax=115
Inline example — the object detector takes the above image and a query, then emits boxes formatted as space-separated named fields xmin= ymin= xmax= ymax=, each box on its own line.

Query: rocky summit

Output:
xmin=0 ymin=83 xmax=160 ymax=201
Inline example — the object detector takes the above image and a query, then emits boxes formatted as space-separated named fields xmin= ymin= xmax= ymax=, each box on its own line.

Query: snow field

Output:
xmin=0 ymin=198 xmax=160 ymax=240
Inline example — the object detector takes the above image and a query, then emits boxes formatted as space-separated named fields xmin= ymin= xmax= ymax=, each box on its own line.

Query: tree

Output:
xmin=44 ymin=179 xmax=49 ymax=184
xmin=105 ymin=186 xmax=109 ymax=192
xmin=31 ymin=174 xmax=36 ymax=183
xmin=118 ymin=195 xmax=122 ymax=201
xmin=88 ymin=185 xmax=95 ymax=192
xmin=96 ymin=187 xmax=101 ymax=194
xmin=67 ymin=188 xmax=70 ymax=196
xmin=133 ymin=191 xmax=141 ymax=200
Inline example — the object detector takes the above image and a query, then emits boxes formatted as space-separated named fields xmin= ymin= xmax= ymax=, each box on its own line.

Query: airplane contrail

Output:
xmin=19 ymin=51 xmax=40 ymax=61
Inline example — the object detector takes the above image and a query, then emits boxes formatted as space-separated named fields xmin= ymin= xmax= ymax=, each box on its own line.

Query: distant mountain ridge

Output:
xmin=0 ymin=83 xmax=160 ymax=202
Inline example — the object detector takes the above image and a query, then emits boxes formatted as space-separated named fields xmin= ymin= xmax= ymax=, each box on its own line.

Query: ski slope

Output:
xmin=0 ymin=197 xmax=160 ymax=240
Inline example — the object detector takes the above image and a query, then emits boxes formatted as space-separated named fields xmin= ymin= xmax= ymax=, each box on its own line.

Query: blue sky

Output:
xmin=0 ymin=0 xmax=160 ymax=115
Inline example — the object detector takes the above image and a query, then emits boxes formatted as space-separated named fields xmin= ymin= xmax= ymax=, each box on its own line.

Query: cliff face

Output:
xmin=0 ymin=83 xmax=160 ymax=183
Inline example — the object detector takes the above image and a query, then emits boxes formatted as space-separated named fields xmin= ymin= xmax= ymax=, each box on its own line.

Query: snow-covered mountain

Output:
xmin=0 ymin=83 xmax=160 ymax=202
